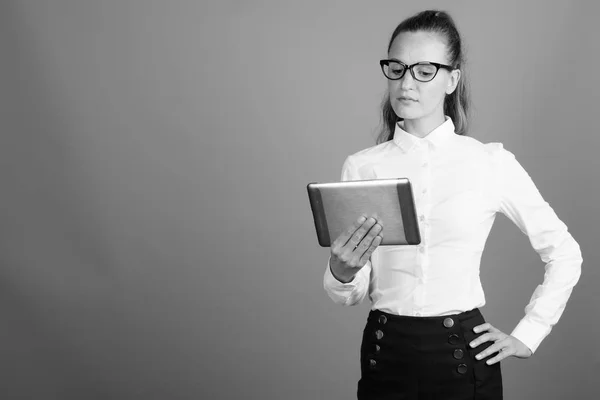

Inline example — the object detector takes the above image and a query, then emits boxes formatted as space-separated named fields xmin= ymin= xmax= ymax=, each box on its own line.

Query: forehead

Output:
xmin=388 ymin=31 xmax=448 ymax=64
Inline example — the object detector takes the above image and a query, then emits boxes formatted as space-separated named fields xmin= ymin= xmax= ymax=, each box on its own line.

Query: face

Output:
xmin=387 ymin=31 xmax=460 ymax=123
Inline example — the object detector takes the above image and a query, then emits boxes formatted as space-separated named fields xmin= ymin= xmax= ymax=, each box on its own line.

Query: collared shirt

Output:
xmin=323 ymin=117 xmax=582 ymax=354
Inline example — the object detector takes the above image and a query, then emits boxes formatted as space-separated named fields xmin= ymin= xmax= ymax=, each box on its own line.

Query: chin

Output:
xmin=393 ymin=107 xmax=423 ymax=121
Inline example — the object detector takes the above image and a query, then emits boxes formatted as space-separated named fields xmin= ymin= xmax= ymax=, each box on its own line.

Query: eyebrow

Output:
xmin=386 ymin=58 xmax=438 ymax=65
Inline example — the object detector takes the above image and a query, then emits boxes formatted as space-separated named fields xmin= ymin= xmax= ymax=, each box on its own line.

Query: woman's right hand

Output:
xmin=329 ymin=215 xmax=383 ymax=283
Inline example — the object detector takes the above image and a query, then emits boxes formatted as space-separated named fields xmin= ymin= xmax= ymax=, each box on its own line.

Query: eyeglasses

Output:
xmin=379 ymin=59 xmax=454 ymax=82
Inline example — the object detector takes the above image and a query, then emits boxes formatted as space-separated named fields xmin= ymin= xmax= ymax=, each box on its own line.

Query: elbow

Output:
xmin=571 ymin=240 xmax=583 ymax=279
xmin=563 ymin=250 xmax=583 ymax=286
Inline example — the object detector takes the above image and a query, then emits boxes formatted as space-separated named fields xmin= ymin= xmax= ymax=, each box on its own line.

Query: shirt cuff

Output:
xmin=324 ymin=258 xmax=358 ymax=289
xmin=510 ymin=316 xmax=551 ymax=355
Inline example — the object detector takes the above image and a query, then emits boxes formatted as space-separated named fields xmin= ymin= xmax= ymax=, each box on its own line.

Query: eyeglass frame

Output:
xmin=379 ymin=59 xmax=455 ymax=82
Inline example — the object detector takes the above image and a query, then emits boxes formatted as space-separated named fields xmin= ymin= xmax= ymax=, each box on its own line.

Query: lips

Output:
xmin=398 ymin=96 xmax=417 ymax=101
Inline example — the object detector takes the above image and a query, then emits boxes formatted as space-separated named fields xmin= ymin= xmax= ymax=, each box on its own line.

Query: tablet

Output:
xmin=307 ymin=178 xmax=421 ymax=247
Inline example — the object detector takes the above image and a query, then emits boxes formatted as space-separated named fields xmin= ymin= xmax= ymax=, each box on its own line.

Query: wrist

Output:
xmin=330 ymin=262 xmax=355 ymax=283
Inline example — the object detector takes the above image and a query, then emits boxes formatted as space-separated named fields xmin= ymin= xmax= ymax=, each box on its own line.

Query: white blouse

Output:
xmin=323 ymin=117 xmax=582 ymax=354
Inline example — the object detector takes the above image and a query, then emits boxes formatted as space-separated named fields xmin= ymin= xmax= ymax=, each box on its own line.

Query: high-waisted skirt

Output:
xmin=358 ymin=308 xmax=502 ymax=400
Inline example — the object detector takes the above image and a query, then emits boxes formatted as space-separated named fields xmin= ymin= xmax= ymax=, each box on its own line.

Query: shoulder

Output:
xmin=339 ymin=140 xmax=398 ymax=180
xmin=344 ymin=140 xmax=397 ymax=167
xmin=453 ymin=134 xmax=515 ymax=161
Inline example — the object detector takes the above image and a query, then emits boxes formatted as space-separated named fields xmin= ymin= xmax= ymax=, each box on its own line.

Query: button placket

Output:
xmin=414 ymin=149 xmax=431 ymax=313
xmin=443 ymin=317 xmax=466 ymax=376
xmin=446 ymin=318 xmax=475 ymax=379
xmin=417 ymin=153 xmax=431 ymax=254
xmin=369 ymin=314 xmax=387 ymax=370
xmin=421 ymin=146 xmax=432 ymax=197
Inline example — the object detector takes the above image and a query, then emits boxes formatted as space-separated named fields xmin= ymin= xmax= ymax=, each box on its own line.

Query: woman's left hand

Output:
xmin=469 ymin=323 xmax=533 ymax=365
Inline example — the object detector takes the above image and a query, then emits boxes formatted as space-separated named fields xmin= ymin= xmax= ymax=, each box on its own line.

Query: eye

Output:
xmin=414 ymin=65 xmax=437 ymax=80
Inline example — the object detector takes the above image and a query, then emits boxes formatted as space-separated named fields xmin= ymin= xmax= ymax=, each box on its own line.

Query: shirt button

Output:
xmin=419 ymin=247 xmax=425 ymax=253
xmin=415 ymin=312 xmax=422 ymax=317
xmin=419 ymin=215 xmax=425 ymax=222
xmin=422 ymin=188 xmax=428 ymax=194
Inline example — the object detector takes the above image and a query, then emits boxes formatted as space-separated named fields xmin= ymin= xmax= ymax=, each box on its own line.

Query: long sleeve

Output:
xmin=323 ymin=156 xmax=372 ymax=306
xmin=491 ymin=144 xmax=583 ymax=354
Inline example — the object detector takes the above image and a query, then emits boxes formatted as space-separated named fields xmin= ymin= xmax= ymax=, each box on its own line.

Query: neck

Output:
xmin=402 ymin=114 xmax=446 ymax=138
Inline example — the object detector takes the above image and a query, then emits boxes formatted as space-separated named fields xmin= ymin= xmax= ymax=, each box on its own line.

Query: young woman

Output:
xmin=323 ymin=10 xmax=582 ymax=400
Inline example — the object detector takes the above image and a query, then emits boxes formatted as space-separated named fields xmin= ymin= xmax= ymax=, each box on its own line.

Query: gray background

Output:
xmin=0 ymin=0 xmax=598 ymax=399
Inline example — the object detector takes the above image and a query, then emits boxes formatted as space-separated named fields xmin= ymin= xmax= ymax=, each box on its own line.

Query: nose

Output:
xmin=400 ymin=69 xmax=416 ymax=90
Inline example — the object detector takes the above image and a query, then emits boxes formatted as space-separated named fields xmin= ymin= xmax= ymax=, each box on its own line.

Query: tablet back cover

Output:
xmin=307 ymin=178 xmax=420 ymax=247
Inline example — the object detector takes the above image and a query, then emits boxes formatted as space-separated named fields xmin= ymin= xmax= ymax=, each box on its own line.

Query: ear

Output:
xmin=446 ymin=69 xmax=461 ymax=95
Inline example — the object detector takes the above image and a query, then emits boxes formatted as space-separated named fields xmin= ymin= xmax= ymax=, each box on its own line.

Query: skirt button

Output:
xmin=457 ymin=364 xmax=468 ymax=374
xmin=448 ymin=333 xmax=461 ymax=345
xmin=453 ymin=349 xmax=464 ymax=360
xmin=375 ymin=330 xmax=384 ymax=340
xmin=443 ymin=317 xmax=455 ymax=328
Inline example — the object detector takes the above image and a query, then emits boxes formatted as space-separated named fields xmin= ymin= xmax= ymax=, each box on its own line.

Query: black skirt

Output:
xmin=358 ymin=308 xmax=503 ymax=400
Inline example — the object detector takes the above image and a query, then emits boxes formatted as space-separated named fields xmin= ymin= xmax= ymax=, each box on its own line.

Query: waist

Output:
xmin=368 ymin=307 xmax=482 ymax=327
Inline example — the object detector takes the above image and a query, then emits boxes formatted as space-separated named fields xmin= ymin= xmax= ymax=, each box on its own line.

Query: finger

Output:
xmin=473 ymin=323 xmax=500 ymax=334
xmin=485 ymin=346 xmax=515 ymax=365
xmin=469 ymin=332 xmax=506 ymax=348
xmin=346 ymin=217 xmax=377 ymax=248
xmin=474 ymin=338 xmax=509 ymax=360
xmin=354 ymin=223 xmax=383 ymax=253
xmin=351 ymin=223 xmax=382 ymax=267
xmin=332 ymin=215 xmax=368 ymax=250
xmin=359 ymin=235 xmax=383 ymax=264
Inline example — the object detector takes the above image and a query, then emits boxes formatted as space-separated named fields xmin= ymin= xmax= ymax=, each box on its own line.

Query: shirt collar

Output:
xmin=392 ymin=116 xmax=456 ymax=152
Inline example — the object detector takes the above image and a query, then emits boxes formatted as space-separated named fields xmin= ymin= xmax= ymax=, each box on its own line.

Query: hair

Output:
xmin=376 ymin=10 xmax=470 ymax=144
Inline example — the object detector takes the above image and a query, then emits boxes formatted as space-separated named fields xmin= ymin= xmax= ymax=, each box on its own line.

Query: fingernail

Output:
xmin=359 ymin=216 xmax=366 ymax=222
xmin=470 ymin=342 xmax=476 ymax=347
xmin=476 ymin=354 xmax=482 ymax=360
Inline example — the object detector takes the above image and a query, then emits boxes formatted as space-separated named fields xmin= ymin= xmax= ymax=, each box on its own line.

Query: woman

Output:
xmin=323 ymin=10 xmax=582 ymax=400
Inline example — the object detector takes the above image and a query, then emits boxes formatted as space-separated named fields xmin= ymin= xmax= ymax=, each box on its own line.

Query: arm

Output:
xmin=492 ymin=144 xmax=583 ymax=354
xmin=322 ymin=156 xmax=373 ymax=306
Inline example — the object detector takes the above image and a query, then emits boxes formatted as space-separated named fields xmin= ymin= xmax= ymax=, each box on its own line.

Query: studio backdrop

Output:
xmin=0 ymin=1 xmax=598 ymax=399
